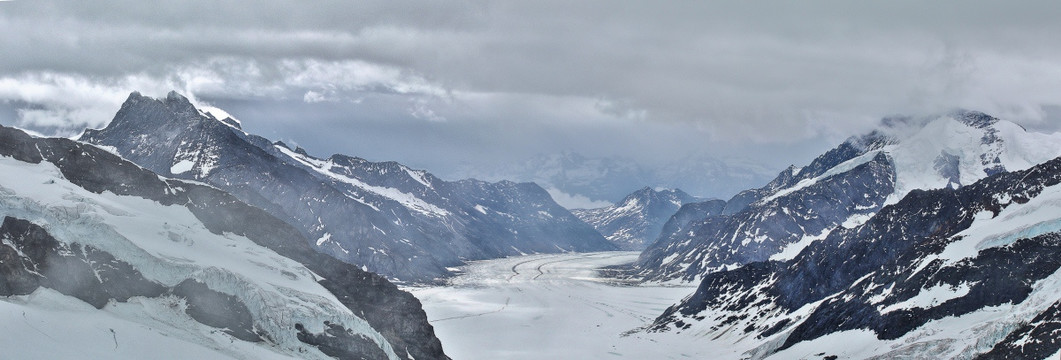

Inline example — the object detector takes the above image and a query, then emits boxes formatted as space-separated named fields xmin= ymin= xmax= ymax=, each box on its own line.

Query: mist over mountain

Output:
xmin=446 ymin=151 xmax=777 ymax=208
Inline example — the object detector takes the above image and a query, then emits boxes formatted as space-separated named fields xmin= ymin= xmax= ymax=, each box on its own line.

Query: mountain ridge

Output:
xmin=573 ymin=187 xmax=700 ymax=250
xmin=649 ymin=151 xmax=1061 ymax=359
xmin=634 ymin=111 xmax=1061 ymax=283
xmin=0 ymin=123 xmax=448 ymax=359
xmin=80 ymin=91 xmax=615 ymax=282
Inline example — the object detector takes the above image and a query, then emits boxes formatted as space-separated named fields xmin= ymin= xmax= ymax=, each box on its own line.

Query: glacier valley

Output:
xmin=406 ymin=252 xmax=704 ymax=359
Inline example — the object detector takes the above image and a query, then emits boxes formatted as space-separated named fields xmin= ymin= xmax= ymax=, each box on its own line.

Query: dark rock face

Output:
xmin=934 ymin=151 xmax=961 ymax=188
xmin=721 ymin=131 xmax=892 ymax=216
xmin=657 ymin=200 xmax=727 ymax=243
xmin=80 ymin=91 xmax=613 ymax=282
xmin=573 ymin=187 xmax=700 ymax=250
xmin=0 ymin=124 xmax=449 ymax=359
xmin=296 ymin=322 xmax=391 ymax=360
xmin=0 ymin=216 xmax=167 ymax=307
xmin=173 ymin=279 xmax=261 ymax=342
xmin=651 ymin=155 xmax=1061 ymax=359
xmin=636 ymin=152 xmax=895 ymax=282
xmin=976 ymin=300 xmax=1061 ymax=359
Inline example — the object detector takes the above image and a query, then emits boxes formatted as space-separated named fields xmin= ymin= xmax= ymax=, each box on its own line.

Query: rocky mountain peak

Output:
xmin=950 ymin=109 xmax=1000 ymax=129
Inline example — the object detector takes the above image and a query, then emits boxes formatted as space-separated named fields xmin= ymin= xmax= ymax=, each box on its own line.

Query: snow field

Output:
xmin=407 ymin=252 xmax=708 ymax=359
xmin=0 ymin=156 xmax=398 ymax=359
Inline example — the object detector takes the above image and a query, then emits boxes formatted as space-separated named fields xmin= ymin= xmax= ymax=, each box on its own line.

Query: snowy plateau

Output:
xmin=406 ymin=252 xmax=706 ymax=359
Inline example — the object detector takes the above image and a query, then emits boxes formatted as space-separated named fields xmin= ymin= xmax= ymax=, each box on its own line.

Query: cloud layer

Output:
xmin=2 ymin=1 xmax=1061 ymax=197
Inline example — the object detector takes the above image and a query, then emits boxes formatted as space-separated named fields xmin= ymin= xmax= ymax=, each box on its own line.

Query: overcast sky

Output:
xmin=2 ymin=1 xmax=1061 ymax=198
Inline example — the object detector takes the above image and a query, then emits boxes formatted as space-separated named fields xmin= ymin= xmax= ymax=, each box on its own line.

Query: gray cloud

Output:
xmin=2 ymin=1 xmax=1061 ymax=198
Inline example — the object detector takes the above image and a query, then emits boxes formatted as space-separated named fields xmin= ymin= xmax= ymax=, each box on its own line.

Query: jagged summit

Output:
xmin=950 ymin=109 xmax=1000 ymax=129
xmin=877 ymin=109 xmax=999 ymax=131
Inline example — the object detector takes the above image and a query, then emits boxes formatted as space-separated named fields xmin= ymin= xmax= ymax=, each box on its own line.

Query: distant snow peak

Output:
xmin=882 ymin=113 xmax=1061 ymax=203
xmin=574 ymin=187 xmax=698 ymax=250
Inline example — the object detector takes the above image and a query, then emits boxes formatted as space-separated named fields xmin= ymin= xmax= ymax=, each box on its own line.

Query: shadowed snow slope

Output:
xmin=0 ymin=124 xmax=447 ymax=359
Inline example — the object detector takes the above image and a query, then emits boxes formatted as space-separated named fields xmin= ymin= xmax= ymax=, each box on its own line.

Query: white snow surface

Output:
xmin=0 ymin=155 xmax=398 ymax=359
xmin=199 ymin=106 xmax=241 ymax=128
xmin=879 ymin=282 xmax=973 ymax=314
xmin=769 ymin=229 xmax=831 ymax=261
xmin=940 ymin=182 xmax=1061 ymax=264
xmin=406 ymin=252 xmax=706 ymax=359
xmin=169 ymin=159 xmax=195 ymax=174
xmin=1 ymin=288 xmax=288 ymax=359
xmin=882 ymin=117 xmax=1061 ymax=205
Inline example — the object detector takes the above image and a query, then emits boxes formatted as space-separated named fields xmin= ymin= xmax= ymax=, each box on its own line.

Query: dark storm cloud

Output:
xmin=2 ymin=1 xmax=1061 ymax=197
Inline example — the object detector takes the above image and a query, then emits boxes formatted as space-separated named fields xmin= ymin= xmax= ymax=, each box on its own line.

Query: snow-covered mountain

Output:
xmin=648 ymin=150 xmax=1061 ymax=359
xmin=80 ymin=91 xmax=614 ymax=282
xmin=0 ymin=125 xmax=447 ymax=359
xmin=573 ymin=187 xmax=701 ymax=250
xmin=635 ymin=111 xmax=1061 ymax=282
xmin=449 ymin=151 xmax=776 ymax=208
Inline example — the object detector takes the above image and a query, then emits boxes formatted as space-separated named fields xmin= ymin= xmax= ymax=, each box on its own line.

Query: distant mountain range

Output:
xmin=447 ymin=151 xmax=777 ymax=208
xmin=79 ymin=92 xmax=615 ymax=282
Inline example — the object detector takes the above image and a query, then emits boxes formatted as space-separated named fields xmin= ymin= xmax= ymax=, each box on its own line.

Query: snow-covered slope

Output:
xmin=0 ymin=125 xmax=448 ymax=359
xmin=647 ymin=152 xmax=1061 ymax=359
xmin=636 ymin=111 xmax=1061 ymax=282
xmin=79 ymin=91 xmax=613 ymax=282
xmin=573 ymin=187 xmax=702 ymax=250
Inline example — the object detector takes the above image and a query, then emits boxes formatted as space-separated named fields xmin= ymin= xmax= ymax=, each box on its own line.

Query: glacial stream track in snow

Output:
xmin=405 ymin=252 xmax=708 ymax=360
